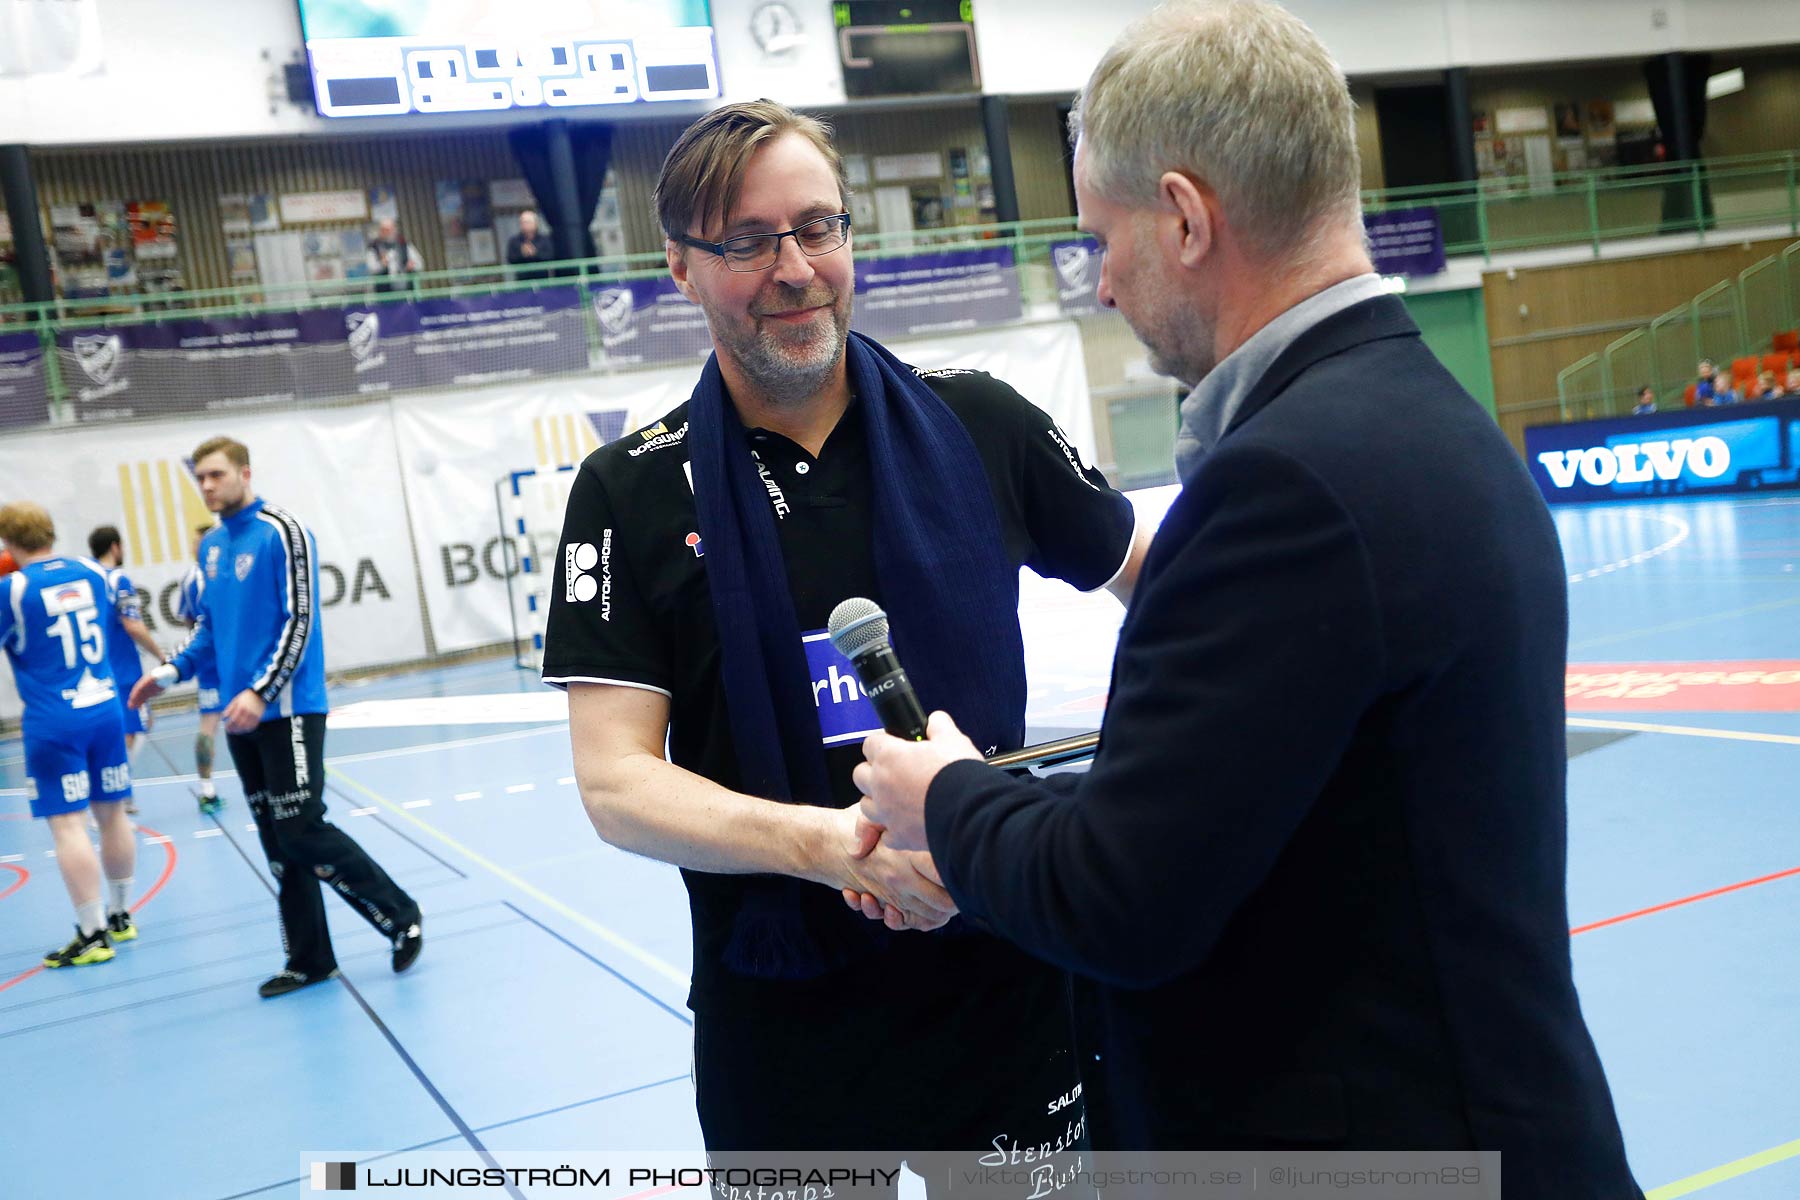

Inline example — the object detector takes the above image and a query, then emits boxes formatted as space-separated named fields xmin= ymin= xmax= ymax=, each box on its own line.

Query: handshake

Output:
xmin=820 ymin=710 xmax=985 ymax=932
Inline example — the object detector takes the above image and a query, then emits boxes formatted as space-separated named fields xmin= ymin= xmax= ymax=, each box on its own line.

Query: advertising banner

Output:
xmin=0 ymin=405 xmax=427 ymax=723
xmin=346 ymin=287 xmax=589 ymax=393
xmin=1365 ymin=208 xmax=1447 ymax=277
xmin=56 ymin=309 xmax=351 ymax=421
xmin=1048 ymin=237 xmax=1104 ymax=317
xmin=587 ymin=278 xmax=714 ymax=370
xmin=0 ymin=331 xmax=48 ymax=429
xmin=853 ymin=246 xmax=1023 ymax=339
xmin=391 ymin=377 xmax=639 ymax=655
xmin=54 ymin=290 xmax=592 ymax=421
xmin=1524 ymin=398 xmax=1800 ymax=504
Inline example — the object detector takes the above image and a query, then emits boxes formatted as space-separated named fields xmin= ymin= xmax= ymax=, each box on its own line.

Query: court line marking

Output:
xmin=327 ymin=766 xmax=690 ymax=989
xmin=208 ymin=1074 xmax=692 ymax=1200
xmin=0 ymin=723 xmax=570 ymax=797
xmin=1566 ymin=512 xmax=1690 ymax=584
xmin=204 ymin=811 xmax=526 ymax=1200
xmin=1572 ymin=865 xmax=1800 ymax=935
xmin=0 ymin=821 xmax=179 ymax=996
xmin=0 ymin=862 xmax=26 ymax=902
xmin=1647 ymin=1136 xmax=1800 ymax=1199
xmin=503 ymin=901 xmax=692 ymax=1027
xmin=1567 ymin=716 xmax=1800 ymax=747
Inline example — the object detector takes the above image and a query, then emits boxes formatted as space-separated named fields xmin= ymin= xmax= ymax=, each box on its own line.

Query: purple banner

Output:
xmin=1048 ymin=237 xmax=1103 ymax=317
xmin=348 ymin=286 xmax=589 ymax=393
xmin=0 ymin=331 xmax=49 ymax=429
xmin=588 ymin=278 xmax=714 ymax=370
xmin=1365 ymin=208 xmax=1447 ymax=278
xmin=852 ymin=246 xmax=1023 ymax=340
xmin=56 ymin=309 xmax=348 ymax=421
xmin=56 ymin=289 xmax=591 ymax=420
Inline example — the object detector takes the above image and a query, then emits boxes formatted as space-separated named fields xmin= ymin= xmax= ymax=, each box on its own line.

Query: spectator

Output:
xmin=1755 ymin=370 xmax=1779 ymax=400
xmin=1631 ymin=386 xmax=1656 ymax=415
xmin=1709 ymin=375 xmax=1740 ymax=406
xmin=365 ymin=218 xmax=424 ymax=292
xmin=505 ymin=209 xmax=553 ymax=281
xmin=1694 ymin=359 xmax=1716 ymax=404
xmin=1787 ymin=367 xmax=1800 ymax=396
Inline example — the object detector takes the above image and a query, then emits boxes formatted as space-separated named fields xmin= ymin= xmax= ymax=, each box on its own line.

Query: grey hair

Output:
xmin=1069 ymin=0 xmax=1363 ymax=259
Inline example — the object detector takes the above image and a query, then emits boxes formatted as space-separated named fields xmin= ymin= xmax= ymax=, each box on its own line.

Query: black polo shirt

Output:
xmin=543 ymin=366 xmax=1135 ymax=1015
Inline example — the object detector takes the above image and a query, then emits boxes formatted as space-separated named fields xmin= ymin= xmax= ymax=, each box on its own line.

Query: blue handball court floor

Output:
xmin=1 ymin=488 xmax=1797 ymax=1199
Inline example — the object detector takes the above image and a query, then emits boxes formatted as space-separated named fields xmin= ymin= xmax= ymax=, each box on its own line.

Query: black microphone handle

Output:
xmin=849 ymin=644 xmax=929 ymax=740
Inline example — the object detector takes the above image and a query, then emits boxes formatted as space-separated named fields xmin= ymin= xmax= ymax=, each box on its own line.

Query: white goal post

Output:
xmin=496 ymin=464 xmax=581 ymax=670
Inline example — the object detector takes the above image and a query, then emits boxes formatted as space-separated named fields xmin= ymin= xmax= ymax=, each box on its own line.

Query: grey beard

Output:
xmin=731 ymin=307 xmax=849 ymax=406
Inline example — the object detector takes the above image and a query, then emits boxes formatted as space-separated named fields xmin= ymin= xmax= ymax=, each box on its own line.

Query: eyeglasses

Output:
xmin=678 ymin=213 xmax=852 ymax=273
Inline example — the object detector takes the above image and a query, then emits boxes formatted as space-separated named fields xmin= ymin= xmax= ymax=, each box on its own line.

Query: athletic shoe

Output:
xmin=198 ymin=793 xmax=222 ymax=816
xmin=257 ymin=969 xmax=336 ymax=998
xmin=391 ymin=921 xmax=423 ymax=974
xmin=106 ymin=911 xmax=138 ymax=942
xmin=43 ymin=926 xmax=114 ymax=968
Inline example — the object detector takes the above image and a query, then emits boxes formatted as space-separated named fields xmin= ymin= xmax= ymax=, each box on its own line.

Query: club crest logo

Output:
xmin=593 ymin=287 xmax=635 ymax=337
xmin=1054 ymin=243 xmax=1093 ymax=291
xmin=346 ymin=311 xmax=380 ymax=361
xmin=73 ymin=333 xmax=123 ymax=385
xmin=234 ymin=552 xmax=255 ymax=581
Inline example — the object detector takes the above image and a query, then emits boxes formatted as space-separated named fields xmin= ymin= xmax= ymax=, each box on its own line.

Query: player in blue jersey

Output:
xmin=132 ymin=436 xmax=422 ymax=998
xmin=176 ymin=524 xmax=224 ymax=814
xmin=88 ymin=525 xmax=166 ymax=812
xmin=0 ymin=502 xmax=142 ymax=968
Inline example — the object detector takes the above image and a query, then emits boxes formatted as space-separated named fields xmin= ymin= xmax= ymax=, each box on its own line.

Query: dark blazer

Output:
xmin=926 ymin=296 xmax=1642 ymax=1197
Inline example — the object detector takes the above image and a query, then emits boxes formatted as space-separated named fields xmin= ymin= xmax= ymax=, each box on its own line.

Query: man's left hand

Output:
xmin=222 ymin=689 xmax=266 ymax=734
xmin=852 ymin=710 xmax=981 ymax=852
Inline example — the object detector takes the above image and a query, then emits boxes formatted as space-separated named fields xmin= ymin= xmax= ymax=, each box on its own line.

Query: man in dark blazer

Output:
xmin=853 ymin=2 xmax=1644 ymax=1196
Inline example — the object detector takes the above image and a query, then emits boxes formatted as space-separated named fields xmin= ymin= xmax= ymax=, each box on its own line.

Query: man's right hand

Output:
xmin=815 ymin=805 xmax=956 ymax=932
xmin=127 ymin=664 xmax=177 ymax=710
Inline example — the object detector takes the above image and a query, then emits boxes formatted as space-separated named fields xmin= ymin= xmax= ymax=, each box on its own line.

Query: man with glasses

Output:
xmin=542 ymin=100 xmax=1147 ymax=1167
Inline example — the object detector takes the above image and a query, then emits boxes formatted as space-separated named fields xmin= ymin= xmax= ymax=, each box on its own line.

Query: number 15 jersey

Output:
xmin=0 ymin=556 xmax=122 ymax=740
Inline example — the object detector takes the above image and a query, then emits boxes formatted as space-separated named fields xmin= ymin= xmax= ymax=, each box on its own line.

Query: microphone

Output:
xmin=827 ymin=597 xmax=928 ymax=740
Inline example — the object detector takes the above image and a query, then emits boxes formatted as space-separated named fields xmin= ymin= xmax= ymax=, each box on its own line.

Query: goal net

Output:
xmin=497 ymin=464 xmax=581 ymax=670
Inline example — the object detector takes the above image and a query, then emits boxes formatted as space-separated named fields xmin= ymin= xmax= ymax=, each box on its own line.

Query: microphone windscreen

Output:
xmin=828 ymin=596 xmax=890 ymax=658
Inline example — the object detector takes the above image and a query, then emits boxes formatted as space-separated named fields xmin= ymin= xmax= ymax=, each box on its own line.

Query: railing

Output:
xmin=1361 ymin=149 xmax=1800 ymax=261
xmin=2 ymin=218 xmax=1123 ymax=426
xmin=1556 ymin=238 xmax=1800 ymax=419
xmin=7 ymin=149 xmax=1798 ymax=331
xmin=0 ymin=218 xmax=1085 ymax=327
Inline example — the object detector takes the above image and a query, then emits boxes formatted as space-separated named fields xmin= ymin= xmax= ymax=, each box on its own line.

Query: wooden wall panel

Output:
xmin=1009 ymin=99 xmax=1076 ymax=222
xmin=1484 ymin=235 xmax=1798 ymax=451
xmin=33 ymin=131 xmax=521 ymax=293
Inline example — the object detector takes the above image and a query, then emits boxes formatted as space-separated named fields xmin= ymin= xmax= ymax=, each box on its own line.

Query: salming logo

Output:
xmin=115 ymin=459 xmax=213 ymax=567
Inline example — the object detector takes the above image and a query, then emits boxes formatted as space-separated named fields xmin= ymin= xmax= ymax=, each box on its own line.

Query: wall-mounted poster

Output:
xmin=50 ymin=202 xmax=127 ymax=298
xmin=219 ymin=194 xmax=253 ymax=235
xmin=250 ymin=193 xmax=280 ymax=232
xmin=126 ymin=201 xmax=177 ymax=261
xmin=1584 ymin=100 xmax=1618 ymax=169
xmin=226 ymin=238 xmax=260 ymax=284
xmin=1584 ymin=100 xmax=1616 ymax=141
xmin=368 ymin=186 xmax=399 ymax=225
xmin=593 ymin=168 xmax=626 ymax=259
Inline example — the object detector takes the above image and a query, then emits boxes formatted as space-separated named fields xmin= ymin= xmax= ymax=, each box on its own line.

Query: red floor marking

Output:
xmin=0 ymin=819 xmax=179 ymax=995
xmin=1566 ymin=660 xmax=1800 ymax=711
xmin=1572 ymin=864 xmax=1800 ymax=935
xmin=0 ymin=862 xmax=27 ymax=902
xmin=131 ymin=823 xmax=178 ymax=912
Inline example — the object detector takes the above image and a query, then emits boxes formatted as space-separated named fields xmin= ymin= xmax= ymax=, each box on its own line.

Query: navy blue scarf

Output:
xmin=687 ymin=331 xmax=1026 ymax=978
